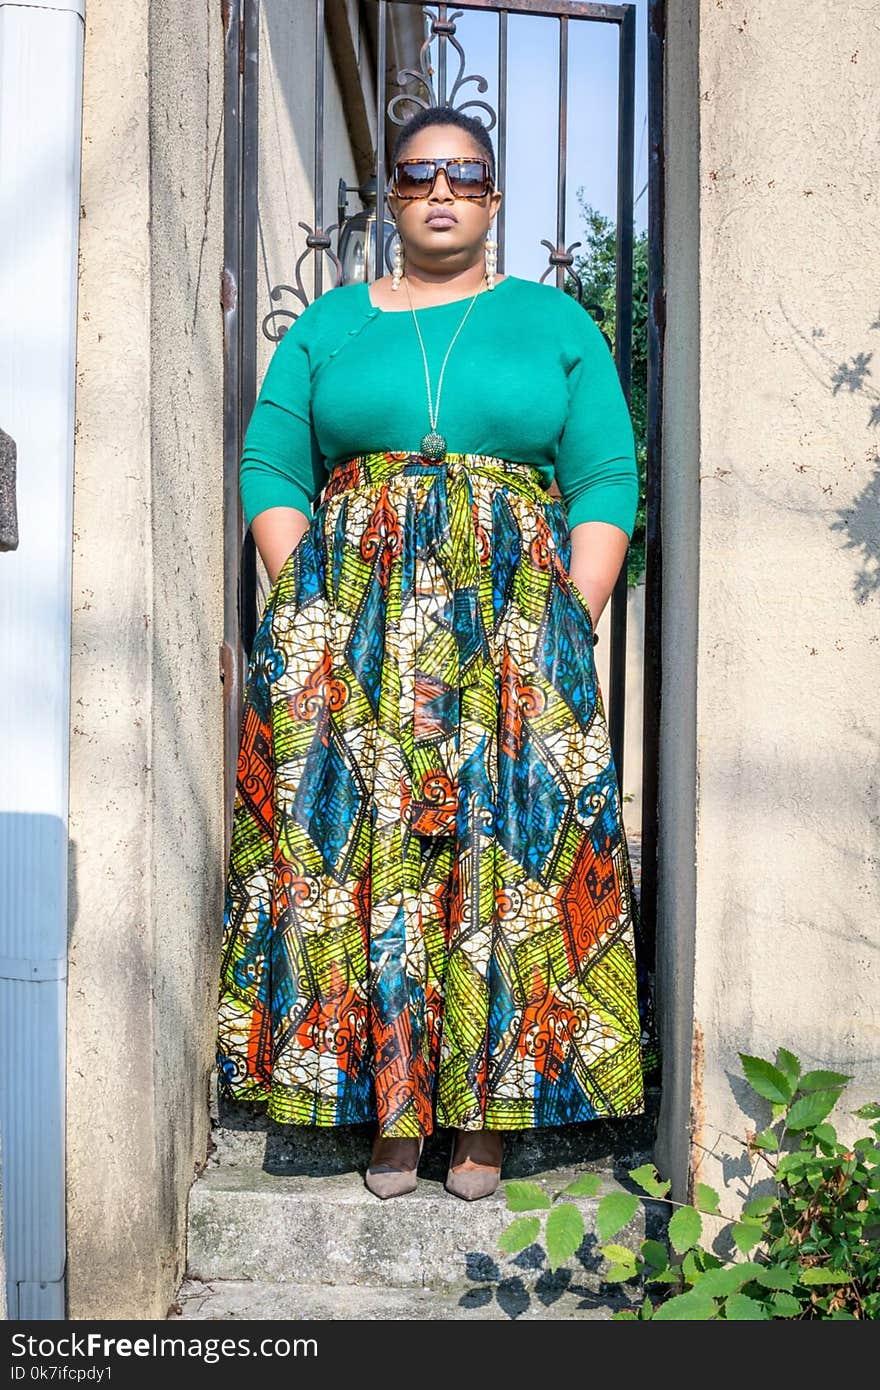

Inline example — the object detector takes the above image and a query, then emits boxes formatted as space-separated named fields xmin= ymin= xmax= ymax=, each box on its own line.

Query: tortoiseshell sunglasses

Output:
xmin=389 ymin=156 xmax=494 ymax=200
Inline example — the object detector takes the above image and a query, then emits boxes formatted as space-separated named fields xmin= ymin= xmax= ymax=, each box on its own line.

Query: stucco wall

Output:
xmin=659 ymin=0 xmax=880 ymax=1203
xmin=68 ymin=0 xmax=225 ymax=1318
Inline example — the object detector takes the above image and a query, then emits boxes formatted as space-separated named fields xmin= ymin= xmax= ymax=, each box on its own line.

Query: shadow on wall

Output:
xmin=776 ymin=303 xmax=880 ymax=603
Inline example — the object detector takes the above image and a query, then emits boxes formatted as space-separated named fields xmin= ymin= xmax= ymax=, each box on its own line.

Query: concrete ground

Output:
xmin=169 ymin=1277 xmax=638 ymax=1320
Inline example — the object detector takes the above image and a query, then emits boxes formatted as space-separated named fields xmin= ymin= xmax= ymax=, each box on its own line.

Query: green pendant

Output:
xmin=420 ymin=430 xmax=447 ymax=460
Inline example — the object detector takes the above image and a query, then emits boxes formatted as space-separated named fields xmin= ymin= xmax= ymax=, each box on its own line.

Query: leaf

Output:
xmin=596 ymin=1191 xmax=640 ymax=1242
xmin=682 ymin=1249 xmax=701 ymax=1285
xmin=724 ymin=1292 xmax=769 ymax=1320
xmin=652 ymin=1289 xmax=717 ymax=1320
xmin=695 ymin=1182 xmax=721 ymax=1214
xmin=798 ymin=1267 xmax=852 ymax=1285
xmin=612 ymin=1309 xmax=639 ymax=1320
xmin=853 ymin=1101 xmax=880 ymax=1120
xmin=697 ymin=1263 xmax=763 ymax=1298
xmin=505 ymin=1180 xmax=552 ymax=1212
xmin=776 ymin=1151 xmax=813 ymax=1180
xmin=605 ymin=1263 xmax=639 ymax=1284
xmin=646 ymin=1268 xmax=681 ymax=1285
xmin=640 ymin=1238 xmax=669 ymax=1272
xmin=732 ymin=1221 xmax=763 ymax=1254
xmin=798 ymin=1069 xmax=851 ymax=1093
xmin=775 ymin=1047 xmax=801 ymax=1090
xmin=813 ymin=1123 xmax=838 ymax=1148
xmin=754 ymin=1264 xmax=795 ymax=1291
xmin=602 ymin=1243 xmax=638 ymax=1265
xmin=772 ymin=1291 xmax=802 ymax=1318
xmin=627 ymin=1162 xmax=671 ymax=1198
xmin=562 ymin=1172 xmax=602 ymax=1198
xmin=786 ymin=1088 xmax=845 ymax=1132
xmin=498 ymin=1216 xmax=541 ymax=1254
xmin=742 ymin=1195 xmax=775 ymax=1221
xmin=739 ymin=1053 xmax=794 ymax=1104
xmin=751 ymin=1127 xmax=779 ymax=1151
xmin=668 ymin=1204 xmax=702 ymax=1254
xmin=545 ymin=1203 xmax=585 ymax=1270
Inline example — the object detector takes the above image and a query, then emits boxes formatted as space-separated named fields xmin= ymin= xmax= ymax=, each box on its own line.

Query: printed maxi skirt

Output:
xmin=217 ymin=450 xmax=647 ymax=1138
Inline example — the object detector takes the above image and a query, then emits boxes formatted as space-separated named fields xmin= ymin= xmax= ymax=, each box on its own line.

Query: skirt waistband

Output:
xmin=320 ymin=450 xmax=547 ymax=507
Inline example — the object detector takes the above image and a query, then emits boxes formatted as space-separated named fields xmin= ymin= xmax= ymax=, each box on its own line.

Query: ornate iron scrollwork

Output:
xmin=539 ymin=237 xmax=609 ymax=343
xmin=388 ymin=8 xmax=496 ymax=129
xmin=539 ymin=239 xmax=585 ymax=297
xmin=262 ymin=224 xmax=344 ymax=342
xmin=267 ymin=4 xmax=501 ymax=336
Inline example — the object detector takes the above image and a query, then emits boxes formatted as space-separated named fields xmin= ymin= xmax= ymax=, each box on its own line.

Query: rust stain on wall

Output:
xmin=687 ymin=1018 xmax=705 ymax=1204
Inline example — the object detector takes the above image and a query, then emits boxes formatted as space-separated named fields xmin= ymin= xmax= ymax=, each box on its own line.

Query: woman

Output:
xmin=217 ymin=103 xmax=647 ymax=1203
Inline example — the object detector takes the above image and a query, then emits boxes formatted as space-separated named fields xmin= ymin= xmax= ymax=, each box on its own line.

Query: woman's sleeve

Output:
xmin=239 ymin=308 xmax=328 ymax=527
xmin=553 ymin=306 xmax=639 ymax=540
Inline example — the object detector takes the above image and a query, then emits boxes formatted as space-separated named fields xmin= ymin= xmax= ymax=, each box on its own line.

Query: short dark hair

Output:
xmin=390 ymin=104 xmax=496 ymax=187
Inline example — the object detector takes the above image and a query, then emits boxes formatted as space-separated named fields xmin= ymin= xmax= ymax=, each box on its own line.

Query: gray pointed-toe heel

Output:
xmin=364 ymin=1136 xmax=424 ymax=1200
xmin=444 ymin=1136 xmax=504 ymax=1201
xmin=444 ymin=1164 xmax=501 ymax=1201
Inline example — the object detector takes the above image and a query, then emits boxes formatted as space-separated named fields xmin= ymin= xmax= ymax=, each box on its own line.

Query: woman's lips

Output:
xmin=425 ymin=213 xmax=457 ymax=228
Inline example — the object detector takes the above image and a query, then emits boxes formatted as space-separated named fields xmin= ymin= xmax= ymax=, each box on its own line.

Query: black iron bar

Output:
xmin=639 ymin=0 xmax=665 ymax=983
xmin=315 ymin=0 xmax=326 ymax=299
xmin=376 ymin=3 xmax=388 ymax=281
xmin=221 ymin=0 xmax=244 ymax=860
xmin=438 ymin=4 xmax=448 ymax=103
xmin=607 ymin=0 xmax=635 ymax=788
xmin=391 ymin=0 xmax=626 ymax=19
xmin=556 ymin=15 xmax=567 ymax=292
xmin=497 ymin=9 xmax=508 ymax=270
xmin=239 ymin=0 xmax=260 ymax=671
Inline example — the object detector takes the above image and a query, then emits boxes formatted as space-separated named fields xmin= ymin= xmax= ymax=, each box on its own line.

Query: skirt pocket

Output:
xmin=266 ymin=519 xmax=314 ymax=600
xmin=562 ymin=567 xmax=596 ymax=633
xmin=540 ymin=495 xmax=598 ymax=640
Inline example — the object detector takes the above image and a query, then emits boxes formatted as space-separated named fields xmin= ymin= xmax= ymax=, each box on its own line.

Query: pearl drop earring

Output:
xmin=391 ymin=235 xmax=404 ymax=290
xmin=485 ymin=228 xmax=498 ymax=289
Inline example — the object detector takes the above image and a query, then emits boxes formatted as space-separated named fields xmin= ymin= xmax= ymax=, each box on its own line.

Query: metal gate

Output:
xmin=221 ymin=0 xmax=663 ymax=1030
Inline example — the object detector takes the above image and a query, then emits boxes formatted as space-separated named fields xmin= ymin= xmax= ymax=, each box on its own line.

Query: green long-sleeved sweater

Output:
xmin=240 ymin=274 xmax=639 ymax=538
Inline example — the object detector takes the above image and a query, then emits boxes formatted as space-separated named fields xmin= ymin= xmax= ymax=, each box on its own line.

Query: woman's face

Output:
xmin=388 ymin=124 xmax=503 ymax=271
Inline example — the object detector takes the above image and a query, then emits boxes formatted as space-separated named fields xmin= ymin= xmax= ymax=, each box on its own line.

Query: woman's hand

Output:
xmin=250 ymin=505 xmax=312 ymax=586
xmin=567 ymin=519 xmax=630 ymax=627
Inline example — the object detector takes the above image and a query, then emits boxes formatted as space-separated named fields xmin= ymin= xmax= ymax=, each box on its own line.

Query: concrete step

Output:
xmin=169 ymin=1277 xmax=638 ymax=1321
xmin=186 ymin=1162 xmax=662 ymax=1294
xmin=208 ymin=1086 xmax=660 ymax=1181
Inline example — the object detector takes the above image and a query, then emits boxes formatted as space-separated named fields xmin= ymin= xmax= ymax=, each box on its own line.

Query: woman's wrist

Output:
xmin=568 ymin=519 xmax=629 ymax=639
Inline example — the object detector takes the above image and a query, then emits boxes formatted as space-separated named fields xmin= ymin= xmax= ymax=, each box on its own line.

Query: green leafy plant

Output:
xmin=498 ymin=1048 xmax=880 ymax=1319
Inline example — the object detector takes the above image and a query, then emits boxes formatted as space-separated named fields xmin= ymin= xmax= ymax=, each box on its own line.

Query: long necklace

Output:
xmin=404 ymin=274 xmax=484 ymax=460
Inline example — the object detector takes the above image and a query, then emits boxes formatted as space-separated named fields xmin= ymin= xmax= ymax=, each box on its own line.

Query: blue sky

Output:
xmin=427 ymin=0 xmax=648 ymax=280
